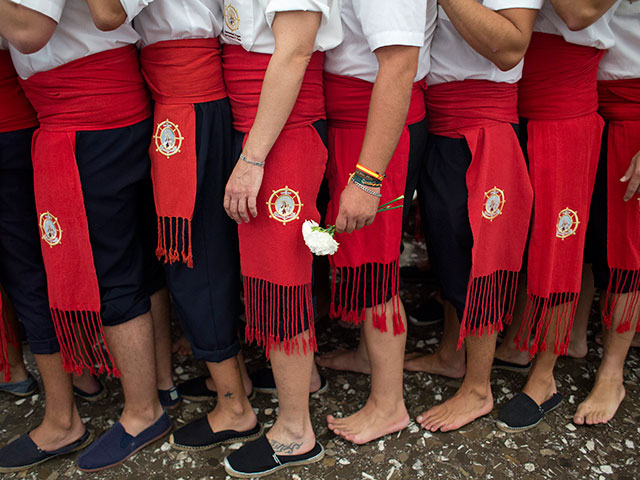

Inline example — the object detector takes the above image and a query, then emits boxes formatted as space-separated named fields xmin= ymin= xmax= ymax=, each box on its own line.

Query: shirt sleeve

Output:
xmin=264 ymin=0 xmax=331 ymax=28
xmin=354 ymin=0 xmax=426 ymax=52
xmin=119 ymin=0 xmax=154 ymax=23
xmin=10 ymin=0 xmax=65 ymax=22
xmin=483 ymin=0 xmax=544 ymax=11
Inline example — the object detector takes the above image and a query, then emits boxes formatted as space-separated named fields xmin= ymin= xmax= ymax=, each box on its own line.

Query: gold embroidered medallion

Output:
xmin=154 ymin=119 xmax=184 ymax=159
xmin=481 ymin=187 xmax=505 ymax=221
xmin=224 ymin=5 xmax=240 ymax=32
xmin=556 ymin=207 xmax=580 ymax=239
xmin=39 ymin=212 xmax=62 ymax=247
xmin=266 ymin=186 xmax=303 ymax=225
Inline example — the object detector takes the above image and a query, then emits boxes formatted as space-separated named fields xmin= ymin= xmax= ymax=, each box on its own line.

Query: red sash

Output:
xmin=140 ymin=38 xmax=227 ymax=267
xmin=598 ymin=79 xmax=640 ymax=333
xmin=516 ymin=33 xmax=604 ymax=355
xmin=427 ymin=80 xmax=533 ymax=347
xmin=20 ymin=46 xmax=151 ymax=376
xmin=324 ymin=72 xmax=425 ymax=334
xmin=0 ymin=50 xmax=37 ymax=133
xmin=222 ymin=45 xmax=326 ymax=355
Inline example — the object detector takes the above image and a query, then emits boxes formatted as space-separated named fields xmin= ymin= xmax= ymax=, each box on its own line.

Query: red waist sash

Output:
xmin=515 ymin=34 xmax=604 ymax=356
xmin=20 ymin=45 xmax=151 ymax=376
xmin=324 ymin=73 xmax=425 ymax=335
xmin=0 ymin=50 xmax=37 ymax=132
xmin=598 ymin=78 xmax=640 ymax=121
xmin=223 ymin=45 xmax=325 ymax=132
xmin=426 ymin=80 xmax=532 ymax=346
xmin=519 ymin=33 xmax=604 ymax=120
xmin=597 ymin=78 xmax=640 ymax=332
xmin=141 ymin=38 xmax=227 ymax=268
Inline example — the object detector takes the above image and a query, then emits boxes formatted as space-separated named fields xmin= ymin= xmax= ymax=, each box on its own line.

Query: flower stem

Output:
xmin=377 ymin=195 xmax=404 ymax=211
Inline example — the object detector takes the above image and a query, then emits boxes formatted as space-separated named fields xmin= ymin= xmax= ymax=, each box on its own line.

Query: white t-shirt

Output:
xmin=428 ymin=0 xmax=543 ymax=86
xmin=220 ymin=0 xmax=342 ymax=54
xmin=533 ymin=0 xmax=621 ymax=49
xmin=9 ymin=0 xmax=148 ymax=79
xmin=598 ymin=1 xmax=640 ymax=80
xmin=324 ymin=0 xmax=437 ymax=83
xmin=135 ymin=0 xmax=224 ymax=47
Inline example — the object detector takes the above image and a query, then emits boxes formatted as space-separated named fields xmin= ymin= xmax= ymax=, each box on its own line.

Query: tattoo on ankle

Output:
xmin=271 ymin=440 xmax=303 ymax=455
xmin=224 ymin=391 xmax=233 ymax=398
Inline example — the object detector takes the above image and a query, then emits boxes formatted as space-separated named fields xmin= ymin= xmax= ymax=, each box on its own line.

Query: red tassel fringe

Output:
xmin=515 ymin=292 xmax=578 ymax=356
xmin=0 ymin=310 xmax=18 ymax=382
xmin=243 ymin=277 xmax=316 ymax=358
xmin=603 ymin=269 xmax=640 ymax=334
xmin=329 ymin=259 xmax=405 ymax=336
xmin=457 ymin=270 xmax=519 ymax=349
xmin=156 ymin=216 xmax=193 ymax=268
xmin=50 ymin=308 xmax=120 ymax=377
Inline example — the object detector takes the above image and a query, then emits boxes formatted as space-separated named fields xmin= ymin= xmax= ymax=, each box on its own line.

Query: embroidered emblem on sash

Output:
xmin=267 ymin=187 xmax=303 ymax=225
xmin=154 ymin=119 xmax=184 ymax=159
xmin=224 ymin=5 xmax=240 ymax=32
xmin=481 ymin=187 xmax=505 ymax=221
xmin=556 ymin=207 xmax=580 ymax=239
xmin=39 ymin=212 xmax=62 ymax=247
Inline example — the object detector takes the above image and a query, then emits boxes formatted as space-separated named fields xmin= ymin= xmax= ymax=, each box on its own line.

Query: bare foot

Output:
xmin=416 ymin=385 xmax=493 ymax=432
xmin=403 ymin=352 xmax=465 ymax=379
xmin=327 ymin=401 xmax=409 ymax=444
xmin=267 ymin=422 xmax=316 ymax=456
xmin=567 ymin=339 xmax=588 ymax=359
xmin=208 ymin=401 xmax=258 ymax=433
xmin=172 ymin=336 xmax=193 ymax=356
xmin=494 ymin=345 xmax=531 ymax=367
xmin=522 ymin=374 xmax=558 ymax=407
xmin=316 ymin=348 xmax=371 ymax=374
xmin=573 ymin=375 xmax=626 ymax=426
xmin=30 ymin=416 xmax=86 ymax=452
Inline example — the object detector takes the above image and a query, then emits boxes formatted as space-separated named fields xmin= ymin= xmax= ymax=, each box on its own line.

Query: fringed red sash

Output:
xmin=426 ymin=80 xmax=533 ymax=347
xmin=324 ymin=73 xmax=426 ymax=334
xmin=223 ymin=45 xmax=326 ymax=355
xmin=140 ymin=38 xmax=227 ymax=267
xmin=598 ymin=79 xmax=640 ymax=333
xmin=20 ymin=46 xmax=151 ymax=375
xmin=516 ymin=33 xmax=605 ymax=355
xmin=0 ymin=51 xmax=36 ymax=379
xmin=0 ymin=50 xmax=37 ymax=133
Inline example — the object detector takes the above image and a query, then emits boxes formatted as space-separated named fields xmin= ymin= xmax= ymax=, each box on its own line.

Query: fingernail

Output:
xmin=620 ymin=176 xmax=628 ymax=182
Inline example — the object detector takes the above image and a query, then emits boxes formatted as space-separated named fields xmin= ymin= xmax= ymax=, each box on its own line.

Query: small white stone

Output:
xmin=412 ymin=459 xmax=424 ymax=471
xmin=600 ymin=465 xmax=613 ymax=474
xmin=625 ymin=439 xmax=634 ymax=449
xmin=568 ymin=395 xmax=575 ymax=404
xmin=348 ymin=389 xmax=356 ymax=395
xmin=504 ymin=438 xmax=518 ymax=449
xmin=434 ymin=394 xmax=442 ymax=401
xmin=423 ymin=431 xmax=433 ymax=439
xmin=362 ymin=473 xmax=375 ymax=480
xmin=338 ymin=458 xmax=350 ymax=465
xmin=565 ymin=423 xmax=577 ymax=431
xmin=524 ymin=463 xmax=535 ymax=472
xmin=378 ymin=440 xmax=385 ymax=451
xmin=175 ymin=366 xmax=184 ymax=375
xmin=14 ymin=398 xmax=26 ymax=406
xmin=264 ymin=408 xmax=273 ymax=415
xmin=160 ymin=442 xmax=171 ymax=452
xmin=408 ymin=423 xmax=419 ymax=434
xmin=343 ymin=383 xmax=350 ymax=390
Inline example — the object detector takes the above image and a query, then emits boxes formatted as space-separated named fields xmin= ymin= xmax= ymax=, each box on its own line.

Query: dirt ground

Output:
xmin=1 ymin=239 xmax=639 ymax=480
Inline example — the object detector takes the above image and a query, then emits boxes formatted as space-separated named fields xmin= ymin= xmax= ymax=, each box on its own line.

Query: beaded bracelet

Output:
xmin=356 ymin=163 xmax=386 ymax=182
xmin=240 ymin=153 xmax=265 ymax=167
xmin=350 ymin=171 xmax=382 ymax=188
xmin=350 ymin=174 xmax=382 ymax=198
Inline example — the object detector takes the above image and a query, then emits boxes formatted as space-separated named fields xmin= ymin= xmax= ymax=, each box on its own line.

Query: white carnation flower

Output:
xmin=302 ymin=220 xmax=339 ymax=256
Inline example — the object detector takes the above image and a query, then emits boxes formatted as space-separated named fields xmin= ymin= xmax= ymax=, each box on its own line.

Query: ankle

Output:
xmin=270 ymin=418 xmax=313 ymax=443
xmin=157 ymin=377 xmax=175 ymax=391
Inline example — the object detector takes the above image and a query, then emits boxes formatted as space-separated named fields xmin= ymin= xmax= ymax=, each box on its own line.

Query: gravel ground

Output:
xmin=1 ymin=239 xmax=639 ymax=480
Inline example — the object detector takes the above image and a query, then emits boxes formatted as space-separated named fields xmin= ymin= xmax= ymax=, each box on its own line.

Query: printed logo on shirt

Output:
xmin=267 ymin=187 xmax=303 ymax=225
xmin=481 ymin=187 xmax=505 ymax=221
xmin=223 ymin=4 xmax=242 ymax=42
xmin=154 ymin=119 xmax=184 ymax=159
xmin=39 ymin=212 xmax=62 ymax=247
xmin=556 ymin=207 xmax=580 ymax=240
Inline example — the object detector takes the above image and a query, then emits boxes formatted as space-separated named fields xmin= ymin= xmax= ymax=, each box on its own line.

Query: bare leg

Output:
xmin=72 ymin=370 xmax=101 ymax=395
xmin=417 ymin=332 xmax=496 ymax=432
xmin=29 ymin=353 xmax=86 ymax=451
xmin=327 ymin=297 xmax=410 ymax=444
xmin=495 ymin=279 xmax=532 ymax=366
xmin=403 ymin=301 xmax=465 ymax=378
xmin=267 ymin=331 xmax=316 ymax=455
xmin=150 ymin=287 xmax=174 ymax=390
xmin=206 ymin=356 xmax=257 ymax=432
xmin=204 ymin=352 xmax=253 ymax=396
xmin=0 ymin=295 xmax=28 ymax=383
xmin=573 ymin=291 xmax=639 ymax=425
xmin=316 ymin=326 xmax=371 ymax=375
xmin=567 ymin=265 xmax=595 ymax=359
xmin=104 ymin=313 xmax=164 ymax=436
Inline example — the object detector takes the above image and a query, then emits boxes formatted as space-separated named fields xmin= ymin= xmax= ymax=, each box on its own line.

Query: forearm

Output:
xmin=242 ymin=50 xmax=312 ymax=163
xmin=439 ymin=0 xmax=536 ymax=71
xmin=358 ymin=54 xmax=417 ymax=176
xmin=550 ymin=0 xmax=618 ymax=31
xmin=85 ymin=0 xmax=127 ymax=31
xmin=0 ymin=0 xmax=55 ymax=53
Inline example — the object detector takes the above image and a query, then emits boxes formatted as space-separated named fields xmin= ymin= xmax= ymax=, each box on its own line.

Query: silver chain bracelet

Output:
xmin=239 ymin=153 xmax=265 ymax=167
xmin=351 ymin=177 xmax=382 ymax=198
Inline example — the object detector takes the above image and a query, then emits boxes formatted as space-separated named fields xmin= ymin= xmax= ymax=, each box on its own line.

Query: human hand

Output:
xmin=621 ymin=149 xmax=640 ymax=202
xmin=335 ymin=182 xmax=380 ymax=234
xmin=224 ymin=157 xmax=264 ymax=223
